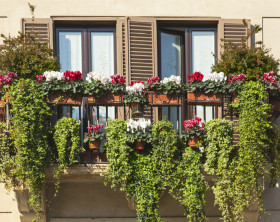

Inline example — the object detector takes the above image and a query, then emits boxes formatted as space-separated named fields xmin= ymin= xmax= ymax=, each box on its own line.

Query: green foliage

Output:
xmin=169 ymin=145 xmax=206 ymax=222
xmin=212 ymin=20 xmax=279 ymax=81
xmin=9 ymin=79 xmax=51 ymax=221
xmin=0 ymin=33 xmax=60 ymax=79
xmin=83 ymin=81 xmax=109 ymax=96
xmin=123 ymin=93 xmax=147 ymax=104
xmin=186 ymin=80 xmax=228 ymax=94
xmin=105 ymin=119 xmax=205 ymax=222
xmin=204 ymin=119 xmax=236 ymax=221
xmin=53 ymin=117 xmax=83 ymax=193
xmin=158 ymin=81 xmax=185 ymax=96
xmin=38 ymin=80 xmax=84 ymax=95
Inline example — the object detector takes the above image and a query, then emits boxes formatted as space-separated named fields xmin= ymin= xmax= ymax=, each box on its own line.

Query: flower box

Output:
xmin=187 ymin=91 xmax=222 ymax=105
xmin=146 ymin=91 xmax=182 ymax=106
xmin=46 ymin=92 xmax=83 ymax=105
xmin=87 ymin=93 xmax=123 ymax=106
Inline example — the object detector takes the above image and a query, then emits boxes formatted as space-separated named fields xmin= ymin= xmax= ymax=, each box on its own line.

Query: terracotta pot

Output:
xmin=88 ymin=93 xmax=123 ymax=105
xmin=89 ymin=140 xmax=101 ymax=150
xmin=188 ymin=137 xmax=200 ymax=148
xmin=135 ymin=140 xmax=145 ymax=150
xmin=233 ymin=93 xmax=238 ymax=102
xmin=46 ymin=92 xmax=82 ymax=105
xmin=146 ymin=91 xmax=182 ymax=106
xmin=187 ymin=91 xmax=222 ymax=104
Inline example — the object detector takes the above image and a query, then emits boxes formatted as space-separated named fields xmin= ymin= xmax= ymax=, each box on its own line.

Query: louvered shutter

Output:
xmin=127 ymin=17 xmax=157 ymax=83
xmin=218 ymin=19 xmax=251 ymax=59
xmin=22 ymin=18 xmax=53 ymax=49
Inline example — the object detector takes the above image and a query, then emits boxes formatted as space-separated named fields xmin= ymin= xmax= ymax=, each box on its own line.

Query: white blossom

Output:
xmin=127 ymin=118 xmax=152 ymax=133
xmin=43 ymin=71 xmax=64 ymax=82
xmin=160 ymin=75 xmax=181 ymax=85
xmin=126 ymin=83 xmax=145 ymax=95
xmin=209 ymin=72 xmax=227 ymax=82
xmin=86 ymin=71 xmax=110 ymax=84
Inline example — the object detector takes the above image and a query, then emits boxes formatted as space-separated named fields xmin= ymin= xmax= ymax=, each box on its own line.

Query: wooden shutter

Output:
xmin=22 ymin=18 xmax=53 ymax=49
xmin=127 ymin=17 xmax=157 ymax=83
xmin=218 ymin=19 xmax=251 ymax=59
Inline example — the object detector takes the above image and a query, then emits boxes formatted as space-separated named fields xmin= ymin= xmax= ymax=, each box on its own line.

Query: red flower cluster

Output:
xmin=0 ymin=72 xmax=17 ymax=86
xmin=184 ymin=116 xmax=204 ymax=131
xmin=111 ymin=74 xmax=125 ymax=85
xmin=63 ymin=71 xmax=83 ymax=81
xmin=36 ymin=75 xmax=45 ymax=83
xmin=260 ymin=72 xmax=278 ymax=85
xmin=229 ymin=74 xmax=247 ymax=83
xmin=130 ymin=80 xmax=144 ymax=86
xmin=148 ymin=76 xmax=160 ymax=87
xmin=87 ymin=124 xmax=104 ymax=134
xmin=188 ymin=72 xmax=204 ymax=82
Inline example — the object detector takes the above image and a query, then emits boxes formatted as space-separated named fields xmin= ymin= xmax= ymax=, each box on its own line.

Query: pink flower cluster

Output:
xmin=36 ymin=75 xmax=45 ymax=83
xmin=229 ymin=74 xmax=247 ymax=83
xmin=260 ymin=72 xmax=278 ymax=85
xmin=87 ymin=124 xmax=104 ymax=134
xmin=63 ymin=71 xmax=83 ymax=82
xmin=130 ymin=80 xmax=144 ymax=86
xmin=188 ymin=72 xmax=204 ymax=82
xmin=148 ymin=76 xmax=160 ymax=87
xmin=111 ymin=74 xmax=125 ymax=85
xmin=184 ymin=116 xmax=204 ymax=131
xmin=0 ymin=72 xmax=17 ymax=86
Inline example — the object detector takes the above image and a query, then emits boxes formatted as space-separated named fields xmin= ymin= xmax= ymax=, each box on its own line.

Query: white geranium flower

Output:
xmin=160 ymin=75 xmax=181 ymax=85
xmin=43 ymin=71 xmax=64 ymax=82
xmin=86 ymin=71 xmax=110 ymax=84
xmin=126 ymin=83 xmax=145 ymax=95
xmin=209 ymin=72 xmax=227 ymax=82
xmin=127 ymin=118 xmax=152 ymax=133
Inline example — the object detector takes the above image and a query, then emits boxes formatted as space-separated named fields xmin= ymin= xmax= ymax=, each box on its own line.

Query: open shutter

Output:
xmin=218 ymin=19 xmax=251 ymax=59
xmin=22 ymin=18 xmax=53 ymax=49
xmin=127 ymin=17 xmax=157 ymax=83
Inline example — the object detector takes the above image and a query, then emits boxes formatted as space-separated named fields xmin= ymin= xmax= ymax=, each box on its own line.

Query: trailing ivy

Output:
xmin=53 ymin=117 xmax=83 ymax=194
xmin=9 ymin=79 xmax=52 ymax=221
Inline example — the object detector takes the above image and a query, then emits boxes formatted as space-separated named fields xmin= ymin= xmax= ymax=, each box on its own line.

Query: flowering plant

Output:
xmin=182 ymin=116 xmax=205 ymax=141
xmin=259 ymin=72 xmax=279 ymax=96
xmin=37 ymin=70 xmax=84 ymax=95
xmin=124 ymin=81 xmax=147 ymax=104
xmin=186 ymin=72 xmax=205 ymax=92
xmin=227 ymin=73 xmax=247 ymax=93
xmin=0 ymin=72 xmax=17 ymax=95
xmin=145 ymin=76 xmax=161 ymax=91
xmin=203 ymin=72 xmax=228 ymax=94
xmin=127 ymin=118 xmax=152 ymax=143
xmin=158 ymin=75 xmax=184 ymax=95
xmin=108 ymin=74 xmax=125 ymax=93
xmin=188 ymin=72 xmax=204 ymax=82
xmin=83 ymin=124 xmax=106 ymax=143
xmin=84 ymin=71 xmax=110 ymax=96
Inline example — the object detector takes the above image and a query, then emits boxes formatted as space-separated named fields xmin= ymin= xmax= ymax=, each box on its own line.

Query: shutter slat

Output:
xmin=223 ymin=21 xmax=248 ymax=47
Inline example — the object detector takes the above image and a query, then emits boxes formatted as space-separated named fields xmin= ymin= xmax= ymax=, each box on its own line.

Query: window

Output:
xmin=158 ymin=25 xmax=217 ymax=128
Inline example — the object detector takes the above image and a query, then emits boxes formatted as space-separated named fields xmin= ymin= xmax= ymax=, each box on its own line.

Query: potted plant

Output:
xmin=0 ymin=72 xmax=18 ymax=103
xmin=83 ymin=123 xmax=106 ymax=150
xmin=124 ymin=81 xmax=146 ymax=116
xmin=145 ymin=75 xmax=183 ymax=106
xmin=127 ymin=118 xmax=152 ymax=150
xmin=227 ymin=73 xmax=247 ymax=102
xmin=37 ymin=70 xmax=84 ymax=105
xmin=182 ymin=116 xmax=205 ymax=148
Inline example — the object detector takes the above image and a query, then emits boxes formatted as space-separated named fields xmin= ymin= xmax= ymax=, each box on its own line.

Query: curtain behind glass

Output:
xmin=58 ymin=32 xmax=82 ymax=72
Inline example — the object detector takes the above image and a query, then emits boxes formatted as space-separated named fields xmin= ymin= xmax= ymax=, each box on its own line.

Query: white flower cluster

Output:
xmin=160 ymin=75 xmax=181 ymax=84
xmin=126 ymin=83 xmax=145 ymax=95
xmin=209 ymin=72 xmax=227 ymax=82
xmin=86 ymin=71 xmax=110 ymax=84
xmin=127 ymin=118 xmax=152 ymax=133
xmin=43 ymin=71 xmax=64 ymax=82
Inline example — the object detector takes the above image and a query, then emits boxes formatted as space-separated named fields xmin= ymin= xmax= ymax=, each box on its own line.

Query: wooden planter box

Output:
xmin=88 ymin=93 xmax=123 ymax=106
xmin=187 ymin=91 xmax=222 ymax=105
xmin=46 ymin=93 xmax=83 ymax=105
xmin=146 ymin=91 xmax=182 ymax=106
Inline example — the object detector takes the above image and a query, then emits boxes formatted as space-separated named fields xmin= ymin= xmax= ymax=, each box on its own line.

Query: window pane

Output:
xmin=192 ymin=31 xmax=215 ymax=80
xmin=91 ymin=32 xmax=115 ymax=76
xmin=58 ymin=32 xmax=82 ymax=72
xmin=160 ymin=32 xmax=182 ymax=79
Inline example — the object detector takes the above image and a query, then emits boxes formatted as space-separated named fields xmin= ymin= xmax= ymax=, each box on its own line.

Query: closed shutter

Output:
xmin=217 ymin=19 xmax=251 ymax=59
xmin=22 ymin=18 xmax=53 ymax=49
xmin=127 ymin=17 xmax=157 ymax=83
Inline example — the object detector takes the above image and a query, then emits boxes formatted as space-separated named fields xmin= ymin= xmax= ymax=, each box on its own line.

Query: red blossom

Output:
xmin=260 ymin=72 xmax=278 ymax=86
xmin=130 ymin=80 xmax=144 ymax=86
xmin=229 ymin=73 xmax=247 ymax=82
xmin=184 ymin=116 xmax=204 ymax=131
xmin=36 ymin=75 xmax=45 ymax=83
xmin=188 ymin=72 xmax=204 ymax=82
xmin=0 ymin=72 xmax=17 ymax=86
xmin=110 ymin=74 xmax=125 ymax=85
xmin=63 ymin=71 xmax=83 ymax=82
xmin=148 ymin=76 xmax=160 ymax=87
